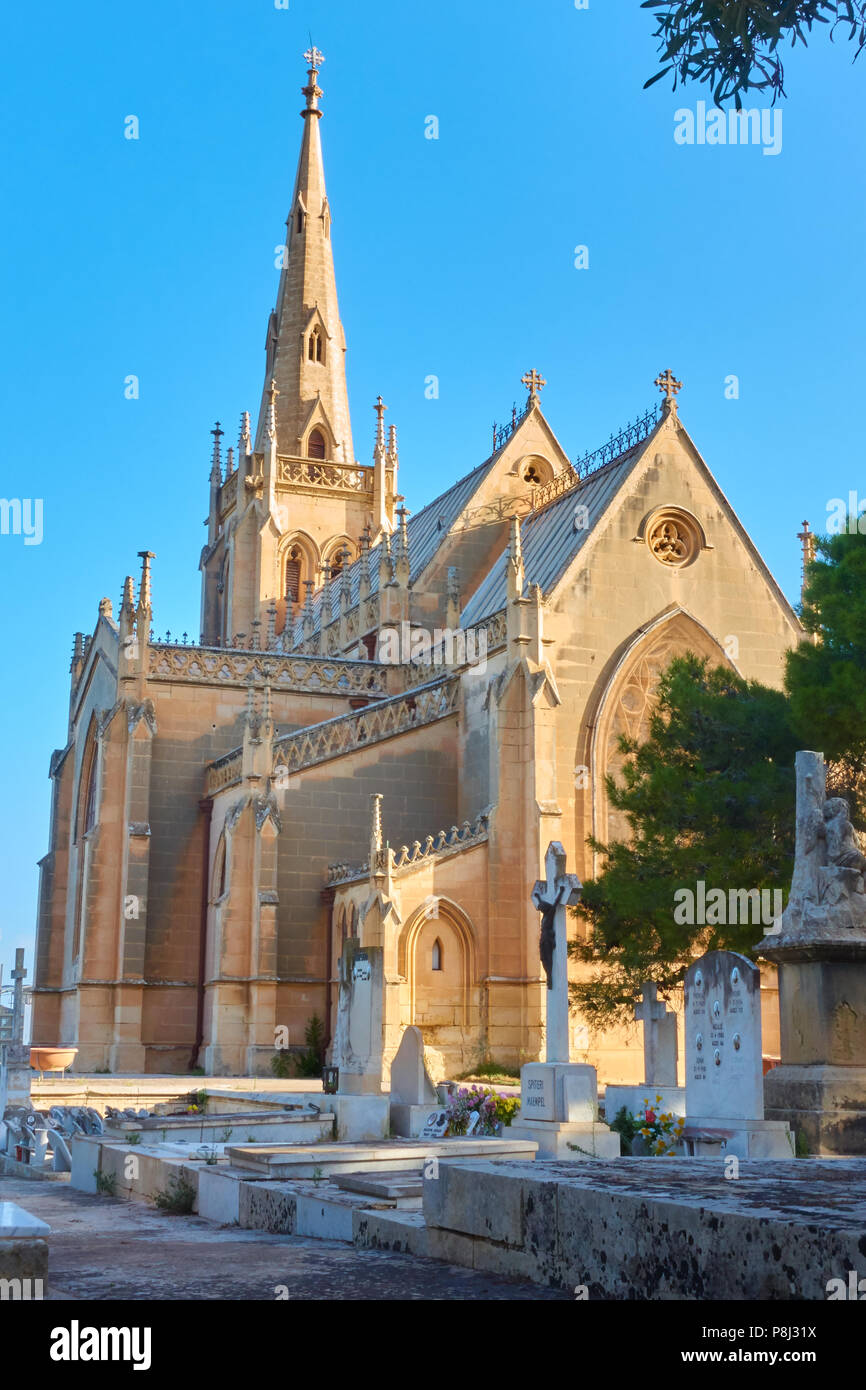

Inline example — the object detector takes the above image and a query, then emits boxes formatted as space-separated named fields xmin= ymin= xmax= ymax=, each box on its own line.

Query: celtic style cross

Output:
xmin=531 ymin=842 xmax=582 ymax=1063
xmin=304 ymin=46 xmax=325 ymax=70
xmin=521 ymin=369 xmax=546 ymax=402
xmin=654 ymin=368 xmax=682 ymax=401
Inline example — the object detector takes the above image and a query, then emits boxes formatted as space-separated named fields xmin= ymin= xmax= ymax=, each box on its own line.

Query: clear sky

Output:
xmin=1 ymin=0 xmax=864 ymax=983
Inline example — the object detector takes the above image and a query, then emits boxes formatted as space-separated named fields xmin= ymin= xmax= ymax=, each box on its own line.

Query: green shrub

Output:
xmin=94 ymin=1169 xmax=117 ymax=1197
xmin=270 ymin=1014 xmax=327 ymax=1079
xmin=153 ymin=1172 xmax=196 ymax=1214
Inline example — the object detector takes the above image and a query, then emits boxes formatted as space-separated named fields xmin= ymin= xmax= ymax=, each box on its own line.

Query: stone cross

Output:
xmin=521 ymin=369 xmax=546 ymax=401
xmin=531 ymin=842 xmax=582 ymax=1065
xmin=634 ymin=983 xmax=678 ymax=1086
xmin=654 ymin=368 xmax=682 ymax=401
xmin=10 ymin=950 xmax=26 ymax=1045
xmin=304 ymin=45 xmax=325 ymax=69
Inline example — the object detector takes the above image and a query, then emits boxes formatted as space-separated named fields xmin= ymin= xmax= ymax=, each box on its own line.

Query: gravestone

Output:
xmin=681 ymin=950 xmax=792 ymax=1158
xmin=758 ymin=751 xmax=866 ymax=1153
xmin=603 ymin=982 xmax=685 ymax=1124
xmin=332 ymin=939 xmax=384 ymax=1096
xmin=419 ymin=1109 xmax=449 ymax=1140
xmin=508 ymin=843 xmax=620 ymax=1158
xmin=389 ymin=1025 xmax=438 ymax=1137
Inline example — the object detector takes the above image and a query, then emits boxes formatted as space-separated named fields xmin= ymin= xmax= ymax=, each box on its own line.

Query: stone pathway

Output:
xmin=0 ymin=1176 xmax=568 ymax=1301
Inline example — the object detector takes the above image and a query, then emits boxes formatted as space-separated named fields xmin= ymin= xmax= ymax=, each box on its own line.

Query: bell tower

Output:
xmin=200 ymin=49 xmax=398 ymax=646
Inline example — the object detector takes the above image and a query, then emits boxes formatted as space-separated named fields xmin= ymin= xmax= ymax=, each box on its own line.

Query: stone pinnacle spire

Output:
xmin=254 ymin=48 xmax=354 ymax=466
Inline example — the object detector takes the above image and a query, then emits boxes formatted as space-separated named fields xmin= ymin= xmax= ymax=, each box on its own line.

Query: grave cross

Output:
xmin=634 ymin=982 xmax=677 ymax=1087
xmin=11 ymin=949 xmax=26 ymax=1045
xmin=531 ymin=842 xmax=582 ymax=1064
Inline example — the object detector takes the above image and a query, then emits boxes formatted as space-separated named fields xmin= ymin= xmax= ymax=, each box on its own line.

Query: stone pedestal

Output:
xmin=757 ymin=751 xmax=866 ymax=1154
xmin=760 ymin=952 xmax=866 ymax=1153
xmin=510 ymin=1062 xmax=620 ymax=1159
xmin=1 ymin=1045 xmax=32 ymax=1110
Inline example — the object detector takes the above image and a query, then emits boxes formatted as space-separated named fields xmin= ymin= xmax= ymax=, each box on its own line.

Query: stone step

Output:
xmin=333 ymin=1169 xmax=423 ymax=1205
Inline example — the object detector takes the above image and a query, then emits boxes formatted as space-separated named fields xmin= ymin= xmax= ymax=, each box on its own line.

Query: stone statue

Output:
xmin=759 ymin=751 xmax=866 ymax=950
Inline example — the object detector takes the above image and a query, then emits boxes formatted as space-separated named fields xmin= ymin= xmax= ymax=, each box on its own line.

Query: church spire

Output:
xmin=254 ymin=48 xmax=354 ymax=467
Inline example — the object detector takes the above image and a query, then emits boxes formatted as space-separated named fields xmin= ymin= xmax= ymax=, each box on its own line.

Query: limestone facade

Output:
xmin=32 ymin=54 xmax=802 ymax=1079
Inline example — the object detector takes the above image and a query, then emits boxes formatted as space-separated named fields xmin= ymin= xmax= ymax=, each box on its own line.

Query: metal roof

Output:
xmin=289 ymin=450 xmax=503 ymax=643
xmin=460 ymin=440 xmax=647 ymax=628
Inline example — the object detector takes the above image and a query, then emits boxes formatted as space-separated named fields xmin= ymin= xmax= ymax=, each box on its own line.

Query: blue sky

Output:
xmin=1 ymin=0 xmax=864 ymax=980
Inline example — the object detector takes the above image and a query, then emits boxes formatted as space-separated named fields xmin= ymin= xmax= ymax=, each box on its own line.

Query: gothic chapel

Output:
xmin=32 ymin=51 xmax=802 ymax=1079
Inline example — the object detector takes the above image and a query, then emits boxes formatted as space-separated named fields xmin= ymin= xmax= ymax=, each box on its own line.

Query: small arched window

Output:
xmin=296 ymin=209 xmax=304 ymax=234
xmin=432 ymin=938 xmax=443 ymax=971
xmin=308 ymin=330 xmax=324 ymax=364
xmin=285 ymin=546 xmax=302 ymax=603
xmin=308 ymin=429 xmax=326 ymax=460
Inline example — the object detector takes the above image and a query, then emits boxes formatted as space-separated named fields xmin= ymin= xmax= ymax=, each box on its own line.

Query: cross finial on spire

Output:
xmin=797 ymin=519 xmax=816 ymax=599
xmin=210 ymin=421 xmax=223 ymax=482
xmin=374 ymin=395 xmax=387 ymax=451
xmin=654 ymin=368 xmax=683 ymax=412
xmin=302 ymin=48 xmax=325 ymax=118
xmin=521 ymin=369 xmax=546 ymax=403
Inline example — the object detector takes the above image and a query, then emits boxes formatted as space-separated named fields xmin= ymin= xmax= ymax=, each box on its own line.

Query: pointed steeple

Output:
xmin=254 ymin=48 xmax=354 ymax=467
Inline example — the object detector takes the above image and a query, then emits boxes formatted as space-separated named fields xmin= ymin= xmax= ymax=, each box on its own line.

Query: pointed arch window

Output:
xmin=296 ymin=209 xmax=304 ymax=235
xmin=77 ymin=733 xmax=99 ymax=842
xmin=285 ymin=546 xmax=303 ymax=604
xmin=307 ymin=429 xmax=326 ymax=461
xmin=432 ymin=938 xmax=443 ymax=972
xmin=308 ymin=330 xmax=324 ymax=364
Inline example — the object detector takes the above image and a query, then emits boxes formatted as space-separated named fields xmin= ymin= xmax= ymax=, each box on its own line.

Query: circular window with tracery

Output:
xmin=646 ymin=509 xmax=701 ymax=568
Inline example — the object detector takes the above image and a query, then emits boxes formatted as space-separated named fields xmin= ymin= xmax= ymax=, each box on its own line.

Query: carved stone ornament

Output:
xmin=646 ymin=509 xmax=700 ymax=568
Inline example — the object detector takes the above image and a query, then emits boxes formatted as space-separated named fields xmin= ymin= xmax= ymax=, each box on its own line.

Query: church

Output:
xmin=31 ymin=50 xmax=803 ymax=1080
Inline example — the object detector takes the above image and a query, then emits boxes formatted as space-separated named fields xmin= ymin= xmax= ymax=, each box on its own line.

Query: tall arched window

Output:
xmin=213 ymin=836 xmax=228 ymax=901
xmin=308 ymin=330 xmax=324 ymax=364
xmin=296 ymin=209 xmax=304 ymax=234
xmin=285 ymin=546 xmax=303 ymax=603
xmin=77 ymin=736 xmax=99 ymax=842
xmin=307 ymin=429 xmax=326 ymax=460
xmin=432 ymin=938 xmax=443 ymax=971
